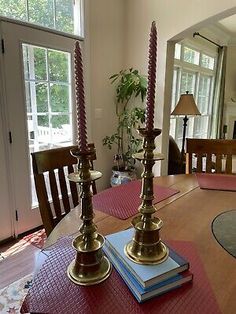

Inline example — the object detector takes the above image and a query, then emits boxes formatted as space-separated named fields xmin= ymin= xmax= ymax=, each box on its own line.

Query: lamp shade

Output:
xmin=171 ymin=92 xmax=201 ymax=116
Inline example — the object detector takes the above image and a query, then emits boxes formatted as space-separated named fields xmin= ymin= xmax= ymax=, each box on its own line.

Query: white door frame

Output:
xmin=0 ymin=21 xmax=13 ymax=240
xmin=0 ymin=19 xmax=82 ymax=237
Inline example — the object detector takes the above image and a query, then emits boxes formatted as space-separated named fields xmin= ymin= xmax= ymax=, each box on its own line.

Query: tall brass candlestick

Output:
xmin=67 ymin=42 xmax=111 ymax=285
xmin=125 ymin=128 xmax=168 ymax=264
xmin=125 ymin=22 xmax=168 ymax=264
xmin=67 ymin=147 xmax=112 ymax=285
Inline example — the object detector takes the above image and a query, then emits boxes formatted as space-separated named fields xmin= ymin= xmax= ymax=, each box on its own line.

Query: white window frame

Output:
xmin=170 ymin=40 xmax=217 ymax=149
xmin=0 ymin=0 xmax=84 ymax=37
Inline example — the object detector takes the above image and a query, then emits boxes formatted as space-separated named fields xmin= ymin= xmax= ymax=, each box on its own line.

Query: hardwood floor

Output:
xmin=0 ymin=237 xmax=41 ymax=289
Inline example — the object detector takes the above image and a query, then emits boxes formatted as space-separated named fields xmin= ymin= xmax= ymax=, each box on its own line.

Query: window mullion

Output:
xmin=174 ymin=67 xmax=182 ymax=138
xmin=195 ymin=72 xmax=200 ymax=101
xmin=53 ymin=0 xmax=57 ymax=30
xmin=45 ymin=49 xmax=53 ymax=148
xmin=28 ymin=46 xmax=39 ymax=149
xmin=25 ymin=0 xmax=29 ymax=21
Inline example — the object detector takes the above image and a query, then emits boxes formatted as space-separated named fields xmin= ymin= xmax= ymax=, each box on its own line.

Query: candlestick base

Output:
xmin=67 ymin=233 xmax=112 ymax=286
xmin=125 ymin=216 xmax=168 ymax=264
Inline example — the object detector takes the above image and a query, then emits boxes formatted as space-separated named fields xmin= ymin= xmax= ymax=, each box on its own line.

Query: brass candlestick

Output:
xmin=67 ymin=146 xmax=112 ymax=285
xmin=125 ymin=128 xmax=169 ymax=264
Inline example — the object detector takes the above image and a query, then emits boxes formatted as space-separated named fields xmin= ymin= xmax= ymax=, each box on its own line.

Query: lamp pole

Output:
xmin=181 ymin=115 xmax=188 ymax=157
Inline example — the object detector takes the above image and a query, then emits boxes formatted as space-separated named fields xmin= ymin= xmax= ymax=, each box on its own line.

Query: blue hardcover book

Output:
xmin=105 ymin=228 xmax=189 ymax=288
xmin=103 ymin=245 xmax=193 ymax=303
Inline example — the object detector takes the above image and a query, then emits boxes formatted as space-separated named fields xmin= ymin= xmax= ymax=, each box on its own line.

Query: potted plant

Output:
xmin=102 ymin=68 xmax=147 ymax=186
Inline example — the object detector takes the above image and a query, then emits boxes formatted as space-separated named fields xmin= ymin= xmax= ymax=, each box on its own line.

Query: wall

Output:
xmin=124 ymin=0 xmax=236 ymax=175
xmin=85 ymin=0 xmax=126 ymax=190
xmin=86 ymin=1 xmax=236 ymax=188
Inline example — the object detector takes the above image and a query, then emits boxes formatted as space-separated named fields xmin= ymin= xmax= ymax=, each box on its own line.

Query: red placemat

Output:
xmin=92 ymin=181 xmax=179 ymax=219
xmin=21 ymin=237 xmax=220 ymax=314
xmin=196 ymin=173 xmax=236 ymax=191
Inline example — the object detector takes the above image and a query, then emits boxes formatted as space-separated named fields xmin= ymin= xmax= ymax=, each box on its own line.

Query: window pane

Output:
xmin=0 ymin=0 xmax=82 ymax=36
xmin=36 ymin=83 xmax=48 ymax=112
xmin=25 ymin=82 xmax=32 ymax=113
xmin=22 ymin=45 xmax=30 ymax=80
xmin=183 ymin=47 xmax=199 ymax=65
xmin=37 ymin=115 xmax=49 ymax=127
xmin=0 ymin=0 xmax=27 ymax=20
xmin=28 ymin=0 xmax=54 ymax=29
xmin=169 ymin=118 xmax=176 ymax=138
xmin=51 ymin=115 xmax=69 ymax=128
xmin=198 ymin=75 xmax=211 ymax=114
xmin=201 ymin=54 xmax=215 ymax=70
xmin=27 ymin=115 xmax=34 ymax=139
xmin=176 ymin=118 xmax=183 ymax=139
xmin=193 ymin=116 xmax=209 ymax=138
xmin=34 ymin=47 xmax=47 ymax=81
xmin=170 ymin=117 xmax=183 ymax=151
xmin=51 ymin=115 xmax=72 ymax=143
xmin=174 ymin=43 xmax=181 ymax=59
xmin=55 ymin=0 xmax=74 ymax=34
xmin=50 ymin=84 xmax=69 ymax=112
xmin=180 ymin=71 xmax=196 ymax=95
xmin=171 ymin=68 xmax=178 ymax=111
xmin=48 ymin=50 xmax=69 ymax=82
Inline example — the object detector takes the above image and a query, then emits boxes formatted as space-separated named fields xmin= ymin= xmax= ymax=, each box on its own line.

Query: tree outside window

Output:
xmin=0 ymin=0 xmax=82 ymax=36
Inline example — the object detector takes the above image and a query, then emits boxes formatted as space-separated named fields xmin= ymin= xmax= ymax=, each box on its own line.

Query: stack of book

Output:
xmin=104 ymin=228 xmax=193 ymax=303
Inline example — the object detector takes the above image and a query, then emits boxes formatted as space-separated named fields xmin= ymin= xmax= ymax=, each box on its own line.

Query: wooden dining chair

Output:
xmin=186 ymin=138 xmax=236 ymax=174
xmin=31 ymin=144 xmax=97 ymax=236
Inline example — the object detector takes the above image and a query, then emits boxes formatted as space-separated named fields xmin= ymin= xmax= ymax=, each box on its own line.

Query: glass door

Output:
xmin=23 ymin=44 xmax=73 ymax=207
xmin=0 ymin=20 xmax=77 ymax=237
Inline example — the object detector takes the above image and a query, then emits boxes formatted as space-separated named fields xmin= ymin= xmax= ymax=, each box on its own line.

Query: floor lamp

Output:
xmin=171 ymin=91 xmax=201 ymax=157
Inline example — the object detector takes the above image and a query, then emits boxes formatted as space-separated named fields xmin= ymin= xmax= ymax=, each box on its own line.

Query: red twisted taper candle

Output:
xmin=145 ymin=21 xmax=157 ymax=131
xmin=74 ymin=41 xmax=88 ymax=153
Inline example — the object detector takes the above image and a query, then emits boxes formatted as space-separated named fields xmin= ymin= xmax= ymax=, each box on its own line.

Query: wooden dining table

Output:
xmin=43 ymin=174 xmax=236 ymax=314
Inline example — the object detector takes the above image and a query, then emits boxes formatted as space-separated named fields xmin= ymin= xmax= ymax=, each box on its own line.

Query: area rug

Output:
xmin=22 ymin=229 xmax=47 ymax=249
xmin=212 ymin=209 xmax=236 ymax=258
xmin=0 ymin=273 xmax=33 ymax=314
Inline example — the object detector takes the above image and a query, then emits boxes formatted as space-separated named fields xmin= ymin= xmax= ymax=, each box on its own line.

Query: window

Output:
xmin=201 ymin=54 xmax=215 ymax=70
xmin=170 ymin=42 xmax=216 ymax=149
xmin=183 ymin=46 xmax=200 ymax=65
xmin=23 ymin=44 xmax=73 ymax=152
xmin=0 ymin=0 xmax=83 ymax=36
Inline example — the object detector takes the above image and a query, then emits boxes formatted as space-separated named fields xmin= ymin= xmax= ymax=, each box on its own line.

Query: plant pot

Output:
xmin=110 ymin=168 xmax=136 ymax=187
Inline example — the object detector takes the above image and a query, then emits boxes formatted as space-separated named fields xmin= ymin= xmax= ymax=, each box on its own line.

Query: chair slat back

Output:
xmin=32 ymin=144 xmax=97 ymax=235
xmin=186 ymin=139 xmax=236 ymax=174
